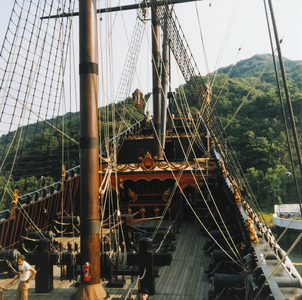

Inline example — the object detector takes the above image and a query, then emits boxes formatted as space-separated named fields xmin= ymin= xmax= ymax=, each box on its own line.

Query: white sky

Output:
xmin=1 ymin=1 xmax=301 ymax=67
xmin=0 ymin=0 xmax=301 ymax=112
xmin=99 ymin=0 xmax=302 ymax=98
xmin=172 ymin=0 xmax=302 ymax=74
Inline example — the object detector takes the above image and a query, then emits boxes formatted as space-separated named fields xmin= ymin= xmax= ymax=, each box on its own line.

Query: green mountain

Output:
xmin=1 ymin=54 xmax=302 ymax=211
xmin=217 ymin=54 xmax=302 ymax=83
xmin=213 ymin=54 xmax=302 ymax=210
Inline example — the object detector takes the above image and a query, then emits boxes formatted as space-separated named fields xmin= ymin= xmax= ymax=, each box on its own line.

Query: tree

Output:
xmin=246 ymin=165 xmax=289 ymax=209
xmin=0 ymin=175 xmax=14 ymax=211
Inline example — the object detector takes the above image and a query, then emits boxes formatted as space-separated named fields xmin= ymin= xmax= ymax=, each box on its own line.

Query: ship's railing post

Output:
xmin=139 ymin=237 xmax=155 ymax=295
xmin=35 ymin=238 xmax=53 ymax=293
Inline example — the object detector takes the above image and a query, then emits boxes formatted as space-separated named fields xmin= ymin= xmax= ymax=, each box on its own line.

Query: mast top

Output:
xmin=41 ymin=0 xmax=200 ymax=19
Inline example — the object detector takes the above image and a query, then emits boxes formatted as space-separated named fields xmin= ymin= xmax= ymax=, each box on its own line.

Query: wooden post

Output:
xmin=35 ymin=238 xmax=53 ymax=293
xmin=152 ymin=0 xmax=163 ymax=159
xmin=139 ymin=237 xmax=155 ymax=295
xmin=72 ymin=0 xmax=107 ymax=298
xmin=160 ymin=6 xmax=169 ymax=150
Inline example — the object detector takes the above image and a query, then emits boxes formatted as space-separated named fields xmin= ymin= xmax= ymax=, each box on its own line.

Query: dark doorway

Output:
xmin=182 ymin=186 xmax=196 ymax=222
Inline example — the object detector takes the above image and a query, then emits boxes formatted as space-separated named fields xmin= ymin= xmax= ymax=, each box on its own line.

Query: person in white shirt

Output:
xmin=139 ymin=287 xmax=149 ymax=300
xmin=10 ymin=255 xmax=36 ymax=300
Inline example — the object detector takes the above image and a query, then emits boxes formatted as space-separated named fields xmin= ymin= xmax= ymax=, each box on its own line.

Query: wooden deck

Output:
xmin=0 ymin=268 xmax=140 ymax=300
xmin=152 ymin=222 xmax=211 ymax=300
xmin=0 ymin=222 xmax=211 ymax=300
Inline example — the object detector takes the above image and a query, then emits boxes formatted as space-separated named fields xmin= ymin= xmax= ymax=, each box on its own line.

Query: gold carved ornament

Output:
xmin=132 ymin=88 xmax=144 ymax=108
xmin=10 ymin=189 xmax=19 ymax=218
xmin=139 ymin=152 xmax=158 ymax=173
xmin=12 ymin=189 xmax=19 ymax=205
xmin=246 ymin=217 xmax=258 ymax=243
xmin=62 ymin=165 xmax=66 ymax=180
xmin=100 ymin=153 xmax=216 ymax=173
xmin=162 ymin=187 xmax=171 ymax=202
xmin=233 ymin=182 xmax=241 ymax=202
xmin=128 ymin=188 xmax=138 ymax=202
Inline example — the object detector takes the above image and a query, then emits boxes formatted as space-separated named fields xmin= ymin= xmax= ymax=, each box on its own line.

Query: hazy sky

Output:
xmin=0 ymin=0 xmax=301 ymax=136
xmin=171 ymin=0 xmax=302 ymax=73
xmin=1 ymin=1 xmax=301 ymax=67
xmin=0 ymin=0 xmax=301 ymax=101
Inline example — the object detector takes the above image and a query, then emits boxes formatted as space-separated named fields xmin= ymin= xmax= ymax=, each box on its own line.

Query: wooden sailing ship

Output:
xmin=0 ymin=0 xmax=302 ymax=299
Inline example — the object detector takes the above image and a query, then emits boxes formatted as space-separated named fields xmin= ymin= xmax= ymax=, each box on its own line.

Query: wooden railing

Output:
xmin=0 ymin=169 xmax=80 ymax=250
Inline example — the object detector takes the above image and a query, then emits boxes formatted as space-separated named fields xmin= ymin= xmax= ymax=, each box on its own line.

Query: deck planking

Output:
xmin=0 ymin=267 xmax=140 ymax=300
xmin=0 ymin=222 xmax=211 ymax=300
xmin=152 ymin=222 xmax=211 ymax=300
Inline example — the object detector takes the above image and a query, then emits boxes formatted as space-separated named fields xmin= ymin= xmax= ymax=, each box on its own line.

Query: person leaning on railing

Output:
xmin=9 ymin=254 xmax=37 ymax=300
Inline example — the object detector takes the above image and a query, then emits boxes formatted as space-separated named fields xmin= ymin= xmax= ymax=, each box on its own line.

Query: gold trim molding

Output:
xmin=100 ymin=152 xmax=216 ymax=173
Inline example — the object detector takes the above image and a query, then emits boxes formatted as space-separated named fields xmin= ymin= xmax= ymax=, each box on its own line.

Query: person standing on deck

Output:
xmin=9 ymin=255 xmax=36 ymax=300
xmin=139 ymin=287 xmax=149 ymax=300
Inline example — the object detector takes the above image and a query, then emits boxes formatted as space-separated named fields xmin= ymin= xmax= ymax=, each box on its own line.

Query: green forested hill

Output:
xmin=1 ymin=54 xmax=302 ymax=211
xmin=212 ymin=54 xmax=302 ymax=210
xmin=0 ymin=100 xmax=145 ymax=210
xmin=217 ymin=54 xmax=302 ymax=83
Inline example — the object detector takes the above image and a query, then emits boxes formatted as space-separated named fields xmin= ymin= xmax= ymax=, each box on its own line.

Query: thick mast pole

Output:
xmin=73 ymin=0 xmax=107 ymax=298
xmin=152 ymin=0 xmax=163 ymax=159
xmin=160 ymin=7 xmax=170 ymax=150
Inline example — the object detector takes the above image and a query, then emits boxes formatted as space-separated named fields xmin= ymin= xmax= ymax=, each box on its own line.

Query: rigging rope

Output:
xmin=267 ymin=0 xmax=302 ymax=221
xmin=148 ymin=94 xmax=245 ymax=266
xmin=255 ymin=231 xmax=302 ymax=299
xmin=263 ymin=0 xmax=301 ymax=212
xmin=123 ymin=17 xmax=248 ymax=264
xmin=194 ymin=1 xmax=210 ymax=81
xmin=210 ymin=0 xmax=239 ymax=87
xmin=0 ymin=0 xmax=77 ymax=182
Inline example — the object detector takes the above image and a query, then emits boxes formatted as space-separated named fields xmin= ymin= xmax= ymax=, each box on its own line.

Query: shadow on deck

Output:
xmin=0 ymin=222 xmax=210 ymax=300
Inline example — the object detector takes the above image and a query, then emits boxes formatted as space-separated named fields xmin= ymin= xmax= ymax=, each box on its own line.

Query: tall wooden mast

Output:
xmin=73 ymin=0 xmax=107 ymax=299
xmin=152 ymin=1 xmax=163 ymax=159
xmin=160 ymin=7 xmax=170 ymax=151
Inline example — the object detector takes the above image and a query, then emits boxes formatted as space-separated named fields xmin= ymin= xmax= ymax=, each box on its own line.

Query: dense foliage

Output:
xmin=0 ymin=98 xmax=145 ymax=211
xmin=1 ymin=54 xmax=302 ymax=211
xmin=214 ymin=54 xmax=302 ymax=210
